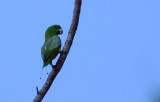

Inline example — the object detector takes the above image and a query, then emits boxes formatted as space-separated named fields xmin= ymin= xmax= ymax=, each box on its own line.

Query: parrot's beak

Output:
xmin=58 ymin=29 xmax=63 ymax=35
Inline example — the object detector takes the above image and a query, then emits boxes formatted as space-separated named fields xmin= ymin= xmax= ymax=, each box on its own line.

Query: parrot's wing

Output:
xmin=41 ymin=35 xmax=61 ymax=67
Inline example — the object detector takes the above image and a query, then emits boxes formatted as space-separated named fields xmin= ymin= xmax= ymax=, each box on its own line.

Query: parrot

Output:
xmin=41 ymin=25 xmax=63 ymax=68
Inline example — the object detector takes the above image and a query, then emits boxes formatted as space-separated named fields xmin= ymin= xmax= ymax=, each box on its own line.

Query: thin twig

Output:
xmin=36 ymin=87 xmax=39 ymax=94
xmin=33 ymin=0 xmax=82 ymax=102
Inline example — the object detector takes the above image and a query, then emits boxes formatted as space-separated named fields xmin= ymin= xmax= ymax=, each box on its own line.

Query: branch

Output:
xmin=33 ymin=0 xmax=82 ymax=102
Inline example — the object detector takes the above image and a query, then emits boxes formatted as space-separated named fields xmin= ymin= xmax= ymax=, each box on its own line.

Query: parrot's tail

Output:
xmin=42 ymin=63 xmax=48 ymax=68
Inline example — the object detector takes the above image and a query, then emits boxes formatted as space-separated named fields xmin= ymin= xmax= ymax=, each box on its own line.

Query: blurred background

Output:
xmin=0 ymin=0 xmax=160 ymax=102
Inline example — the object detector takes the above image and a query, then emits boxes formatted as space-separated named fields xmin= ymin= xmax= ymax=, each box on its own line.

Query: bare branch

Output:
xmin=33 ymin=0 xmax=82 ymax=102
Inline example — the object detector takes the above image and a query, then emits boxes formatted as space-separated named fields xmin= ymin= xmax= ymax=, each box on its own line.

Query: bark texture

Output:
xmin=33 ymin=0 xmax=82 ymax=102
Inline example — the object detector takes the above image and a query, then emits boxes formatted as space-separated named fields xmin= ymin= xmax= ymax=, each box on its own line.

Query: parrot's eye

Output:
xmin=54 ymin=26 xmax=58 ymax=29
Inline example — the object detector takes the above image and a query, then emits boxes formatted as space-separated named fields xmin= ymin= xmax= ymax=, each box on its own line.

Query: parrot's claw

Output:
xmin=50 ymin=63 xmax=59 ymax=71
xmin=52 ymin=65 xmax=56 ymax=69
xmin=52 ymin=65 xmax=60 ymax=72
xmin=50 ymin=63 xmax=56 ymax=68
xmin=60 ymin=51 xmax=64 ymax=55
xmin=60 ymin=51 xmax=66 ymax=55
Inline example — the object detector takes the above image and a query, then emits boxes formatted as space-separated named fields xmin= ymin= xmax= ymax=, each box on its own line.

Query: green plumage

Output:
xmin=41 ymin=25 xmax=63 ymax=68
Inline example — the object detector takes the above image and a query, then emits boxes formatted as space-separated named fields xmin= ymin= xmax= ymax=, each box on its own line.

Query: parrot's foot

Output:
xmin=52 ymin=65 xmax=56 ymax=69
xmin=50 ymin=63 xmax=56 ymax=68
xmin=50 ymin=63 xmax=59 ymax=71
xmin=52 ymin=65 xmax=60 ymax=72
xmin=60 ymin=51 xmax=66 ymax=55
xmin=60 ymin=51 xmax=64 ymax=55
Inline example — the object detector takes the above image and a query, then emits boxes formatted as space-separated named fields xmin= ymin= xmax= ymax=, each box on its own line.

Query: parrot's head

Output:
xmin=45 ymin=25 xmax=63 ymax=40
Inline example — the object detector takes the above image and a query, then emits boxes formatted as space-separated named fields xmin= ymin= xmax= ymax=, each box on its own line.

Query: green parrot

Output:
xmin=41 ymin=25 xmax=63 ymax=68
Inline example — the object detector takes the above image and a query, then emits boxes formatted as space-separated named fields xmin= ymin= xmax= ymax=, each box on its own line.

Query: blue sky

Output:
xmin=0 ymin=0 xmax=160 ymax=102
